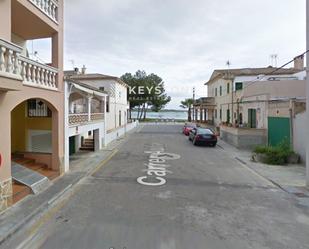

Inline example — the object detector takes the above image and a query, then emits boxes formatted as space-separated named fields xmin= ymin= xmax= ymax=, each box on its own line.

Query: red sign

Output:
xmin=0 ymin=154 xmax=2 ymax=168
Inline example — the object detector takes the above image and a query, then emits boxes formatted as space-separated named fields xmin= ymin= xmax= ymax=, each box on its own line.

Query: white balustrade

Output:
xmin=28 ymin=0 xmax=58 ymax=23
xmin=19 ymin=56 xmax=58 ymax=90
xmin=69 ymin=113 xmax=105 ymax=126
xmin=0 ymin=38 xmax=59 ymax=91
xmin=0 ymin=39 xmax=22 ymax=81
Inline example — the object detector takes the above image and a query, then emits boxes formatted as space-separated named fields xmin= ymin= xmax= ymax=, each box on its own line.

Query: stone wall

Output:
xmin=0 ymin=178 xmax=12 ymax=212
xmin=220 ymin=126 xmax=267 ymax=150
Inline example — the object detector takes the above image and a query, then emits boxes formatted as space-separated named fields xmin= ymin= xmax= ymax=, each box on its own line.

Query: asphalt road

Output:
xmin=33 ymin=124 xmax=309 ymax=249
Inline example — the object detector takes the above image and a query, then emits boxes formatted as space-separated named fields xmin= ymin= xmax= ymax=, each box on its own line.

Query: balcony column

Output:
xmin=87 ymin=96 xmax=93 ymax=122
xmin=51 ymin=0 xmax=63 ymax=90
xmin=0 ymin=0 xmax=11 ymax=40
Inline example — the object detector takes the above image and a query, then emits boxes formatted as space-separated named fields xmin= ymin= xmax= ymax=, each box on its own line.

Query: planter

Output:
xmin=252 ymin=153 xmax=267 ymax=163
xmin=288 ymin=153 xmax=300 ymax=164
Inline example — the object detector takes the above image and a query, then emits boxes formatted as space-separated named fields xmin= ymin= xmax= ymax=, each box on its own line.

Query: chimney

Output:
xmin=74 ymin=67 xmax=79 ymax=74
xmin=294 ymin=55 xmax=304 ymax=70
xmin=81 ymin=65 xmax=87 ymax=74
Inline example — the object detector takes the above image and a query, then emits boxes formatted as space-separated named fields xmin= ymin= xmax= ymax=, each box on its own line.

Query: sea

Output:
xmin=131 ymin=111 xmax=187 ymax=121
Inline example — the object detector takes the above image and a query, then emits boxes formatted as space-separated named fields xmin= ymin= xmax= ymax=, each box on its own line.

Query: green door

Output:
xmin=248 ymin=109 xmax=257 ymax=128
xmin=268 ymin=117 xmax=290 ymax=146
xmin=69 ymin=136 xmax=75 ymax=156
xmin=227 ymin=109 xmax=230 ymax=123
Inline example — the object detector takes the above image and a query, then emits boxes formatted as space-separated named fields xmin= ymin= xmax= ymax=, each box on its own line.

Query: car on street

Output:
xmin=182 ymin=123 xmax=197 ymax=136
xmin=188 ymin=127 xmax=217 ymax=146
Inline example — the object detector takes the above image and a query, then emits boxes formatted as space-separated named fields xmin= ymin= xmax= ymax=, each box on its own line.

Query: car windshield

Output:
xmin=197 ymin=128 xmax=213 ymax=135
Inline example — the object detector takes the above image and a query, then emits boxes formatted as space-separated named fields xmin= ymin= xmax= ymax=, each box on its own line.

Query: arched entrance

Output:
xmin=11 ymin=98 xmax=60 ymax=203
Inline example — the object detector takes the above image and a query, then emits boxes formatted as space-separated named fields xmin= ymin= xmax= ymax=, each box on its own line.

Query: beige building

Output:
xmin=203 ymin=63 xmax=303 ymax=128
xmin=0 ymin=0 xmax=64 ymax=210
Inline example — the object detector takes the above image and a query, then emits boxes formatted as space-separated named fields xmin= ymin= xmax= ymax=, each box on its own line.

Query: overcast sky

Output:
xmin=61 ymin=0 xmax=306 ymax=109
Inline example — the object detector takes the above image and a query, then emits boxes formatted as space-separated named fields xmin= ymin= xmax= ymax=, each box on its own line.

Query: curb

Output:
xmin=0 ymin=133 xmax=128 ymax=247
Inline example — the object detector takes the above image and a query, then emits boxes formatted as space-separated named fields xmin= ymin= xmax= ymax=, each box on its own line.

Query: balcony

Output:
xmin=28 ymin=0 xmax=59 ymax=23
xmin=69 ymin=113 xmax=105 ymax=126
xmin=0 ymin=38 xmax=58 ymax=91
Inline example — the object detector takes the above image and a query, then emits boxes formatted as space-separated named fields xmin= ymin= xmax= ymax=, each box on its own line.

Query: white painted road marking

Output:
xmin=137 ymin=144 xmax=180 ymax=186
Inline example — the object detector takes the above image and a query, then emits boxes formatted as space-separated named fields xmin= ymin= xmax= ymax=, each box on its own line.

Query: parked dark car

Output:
xmin=182 ymin=123 xmax=197 ymax=136
xmin=188 ymin=127 xmax=217 ymax=146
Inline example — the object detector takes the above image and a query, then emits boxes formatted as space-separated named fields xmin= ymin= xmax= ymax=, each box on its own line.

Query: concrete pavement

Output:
xmin=12 ymin=123 xmax=307 ymax=249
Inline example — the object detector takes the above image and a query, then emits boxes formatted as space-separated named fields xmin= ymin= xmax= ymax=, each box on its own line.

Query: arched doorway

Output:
xmin=11 ymin=98 xmax=60 ymax=203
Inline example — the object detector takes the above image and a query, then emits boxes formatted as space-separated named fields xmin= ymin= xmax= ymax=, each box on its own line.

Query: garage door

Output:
xmin=268 ymin=117 xmax=290 ymax=146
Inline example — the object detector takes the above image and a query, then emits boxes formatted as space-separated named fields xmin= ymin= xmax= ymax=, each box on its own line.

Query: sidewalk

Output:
xmin=217 ymin=139 xmax=309 ymax=202
xmin=0 ymin=132 xmax=131 ymax=247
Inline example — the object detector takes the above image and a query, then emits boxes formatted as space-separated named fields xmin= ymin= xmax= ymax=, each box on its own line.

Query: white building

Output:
xmin=64 ymin=79 xmax=108 ymax=172
xmin=63 ymin=69 xmax=135 ymax=171
xmin=69 ymin=72 xmax=130 ymax=145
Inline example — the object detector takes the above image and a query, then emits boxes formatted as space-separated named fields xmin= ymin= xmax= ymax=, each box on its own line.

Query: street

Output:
xmin=33 ymin=124 xmax=309 ymax=249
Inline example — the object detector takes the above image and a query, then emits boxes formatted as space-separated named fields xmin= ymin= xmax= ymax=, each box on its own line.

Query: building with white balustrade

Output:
xmin=64 ymin=69 xmax=136 ymax=171
xmin=0 ymin=0 xmax=64 ymax=211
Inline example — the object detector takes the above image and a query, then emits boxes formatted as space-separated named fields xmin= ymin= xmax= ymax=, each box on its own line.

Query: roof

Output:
xmin=67 ymin=79 xmax=108 ymax=95
xmin=205 ymin=67 xmax=303 ymax=85
xmin=66 ymin=72 xmax=128 ymax=88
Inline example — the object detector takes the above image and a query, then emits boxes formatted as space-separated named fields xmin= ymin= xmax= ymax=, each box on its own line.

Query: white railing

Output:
xmin=0 ymin=38 xmax=58 ymax=91
xmin=69 ymin=113 xmax=104 ymax=126
xmin=28 ymin=0 xmax=58 ymax=23
xmin=91 ymin=113 xmax=104 ymax=121
xmin=0 ymin=39 xmax=23 ymax=81
xmin=19 ymin=56 xmax=58 ymax=90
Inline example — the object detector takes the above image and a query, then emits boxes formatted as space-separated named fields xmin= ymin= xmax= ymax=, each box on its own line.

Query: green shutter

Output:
xmin=69 ymin=136 xmax=76 ymax=155
xmin=235 ymin=82 xmax=243 ymax=91
xmin=227 ymin=109 xmax=230 ymax=123
xmin=248 ymin=109 xmax=256 ymax=128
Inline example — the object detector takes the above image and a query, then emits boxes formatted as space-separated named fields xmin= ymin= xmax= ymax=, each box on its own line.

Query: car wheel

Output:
xmin=211 ymin=143 xmax=217 ymax=147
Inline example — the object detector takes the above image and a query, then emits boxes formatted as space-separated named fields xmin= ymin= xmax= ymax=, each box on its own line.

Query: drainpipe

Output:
xmin=306 ymin=0 xmax=309 ymax=186
xmin=289 ymin=99 xmax=294 ymax=150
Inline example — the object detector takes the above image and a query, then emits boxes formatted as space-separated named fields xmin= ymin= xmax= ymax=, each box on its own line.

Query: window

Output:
xmin=106 ymin=96 xmax=110 ymax=113
xmin=220 ymin=109 xmax=222 ymax=120
xmin=235 ymin=82 xmax=243 ymax=91
xmin=227 ymin=83 xmax=230 ymax=94
xmin=215 ymin=88 xmax=217 ymax=96
xmin=119 ymin=110 xmax=121 ymax=126
xmin=27 ymin=99 xmax=51 ymax=117
xmin=215 ymin=109 xmax=217 ymax=119
xmin=219 ymin=86 xmax=222 ymax=96
xmin=99 ymin=87 xmax=105 ymax=91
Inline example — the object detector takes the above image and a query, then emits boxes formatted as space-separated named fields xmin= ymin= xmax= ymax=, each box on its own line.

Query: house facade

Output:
xmin=204 ymin=64 xmax=303 ymax=128
xmin=0 ymin=0 xmax=64 ymax=210
xmin=64 ymin=79 xmax=107 ymax=171
xmin=67 ymin=71 xmax=130 ymax=145
xmin=194 ymin=56 xmax=306 ymax=151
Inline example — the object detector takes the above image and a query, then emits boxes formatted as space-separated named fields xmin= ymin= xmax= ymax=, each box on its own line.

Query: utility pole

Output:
xmin=306 ymin=0 xmax=309 ymax=186
xmin=227 ymin=60 xmax=233 ymax=124
xmin=193 ymin=87 xmax=196 ymax=122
